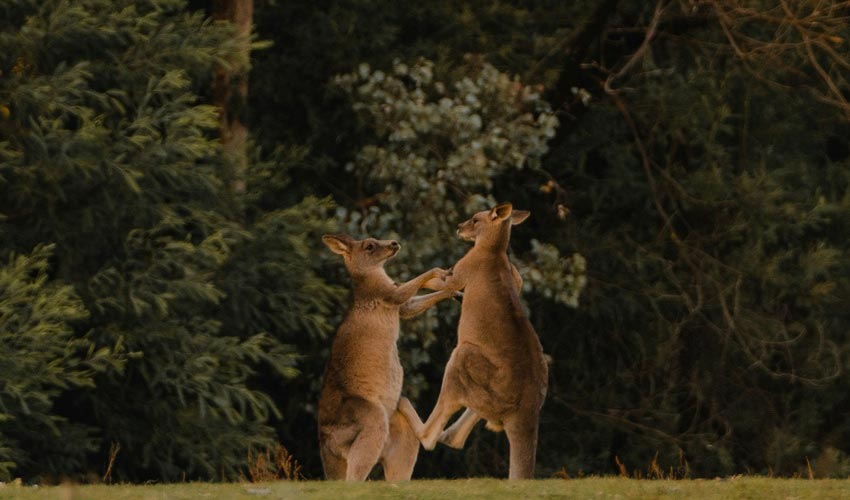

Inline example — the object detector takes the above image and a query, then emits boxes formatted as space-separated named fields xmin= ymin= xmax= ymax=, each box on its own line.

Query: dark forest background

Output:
xmin=2 ymin=0 xmax=850 ymax=483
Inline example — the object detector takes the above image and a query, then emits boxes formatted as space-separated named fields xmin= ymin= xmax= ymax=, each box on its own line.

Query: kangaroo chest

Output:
xmin=330 ymin=310 xmax=404 ymax=409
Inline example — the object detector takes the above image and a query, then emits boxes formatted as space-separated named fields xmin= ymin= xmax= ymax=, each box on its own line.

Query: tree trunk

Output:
xmin=212 ymin=0 xmax=253 ymax=194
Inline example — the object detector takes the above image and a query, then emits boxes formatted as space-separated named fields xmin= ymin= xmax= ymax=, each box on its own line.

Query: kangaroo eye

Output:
xmin=365 ymin=243 xmax=375 ymax=251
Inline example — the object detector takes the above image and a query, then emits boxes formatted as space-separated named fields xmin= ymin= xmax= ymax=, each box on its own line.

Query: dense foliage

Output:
xmin=0 ymin=0 xmax=339 ymax=482
xmin=1 ymin=0 xmax=849 ymax=483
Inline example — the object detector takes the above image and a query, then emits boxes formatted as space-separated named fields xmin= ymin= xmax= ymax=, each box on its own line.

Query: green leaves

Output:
xmin=541 ymin=2 xmax=850 ymax=476
xmin=0 ymin=244 xmax=122 ymax=481
xmin=0 ymin=0 xmax=339 ymax=483
xmin=333 ymin=57 xmax=585 ymax=309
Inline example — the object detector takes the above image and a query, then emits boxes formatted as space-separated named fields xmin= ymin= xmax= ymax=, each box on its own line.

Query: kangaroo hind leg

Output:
xmin=398 ymin=357 xmax=466 ymax=451
xmin=439 ymin=408 xmax=482 ymax=449
xmin=381 ymin=407 xmax=420 ymax=481
xmin=505 ymin=417 xmax=539 ymax=479
xmin=344 ymin=398 xmax=390 ymax=481
xmin=320 ymin=444 xmax=347 ymax=480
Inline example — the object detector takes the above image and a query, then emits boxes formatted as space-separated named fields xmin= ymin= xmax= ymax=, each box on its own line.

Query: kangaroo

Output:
xmin=318 ymin=234 xmax=453 ymax=481
xmin=398 ymin=203 xmax=549 ymax=479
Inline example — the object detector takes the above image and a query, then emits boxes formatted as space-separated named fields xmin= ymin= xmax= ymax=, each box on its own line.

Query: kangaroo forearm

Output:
xmin=441 ymin=271 xmax=465 ymax=293
xmin=391 ymin=271 xmax=436 ymax=303
xmin=400 ymin=290 xmax=453 ymax=319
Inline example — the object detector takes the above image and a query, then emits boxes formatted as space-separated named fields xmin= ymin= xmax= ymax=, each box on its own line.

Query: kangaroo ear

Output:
xmin=490 ymin=202 xmax=513 ymax=221
xmin=510 ymin=210 xmax=530 ymax=225
xmin=322 ymin=234 xmax=353 ymax=255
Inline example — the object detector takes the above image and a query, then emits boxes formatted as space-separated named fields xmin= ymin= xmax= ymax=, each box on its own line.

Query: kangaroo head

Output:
xmin=322 ymin=233 xmax=401 ymax=278
xmin=456 ymin=202 xmax=530 ymax=250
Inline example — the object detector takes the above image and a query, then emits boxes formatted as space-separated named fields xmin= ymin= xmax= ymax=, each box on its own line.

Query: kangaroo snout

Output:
xmin=390 ymin=241 xmax=400 ymax=250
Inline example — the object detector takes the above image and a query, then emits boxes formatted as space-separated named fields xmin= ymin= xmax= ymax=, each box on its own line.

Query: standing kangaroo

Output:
xmin=318 ymin=234 xmax=453 ymax=481
xmin=399 ymin=203 xmax=549 ymax=479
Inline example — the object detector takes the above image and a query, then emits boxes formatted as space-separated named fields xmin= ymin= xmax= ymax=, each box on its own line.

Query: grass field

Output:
xmin=2 ymin=478 xmax=850 ymax=499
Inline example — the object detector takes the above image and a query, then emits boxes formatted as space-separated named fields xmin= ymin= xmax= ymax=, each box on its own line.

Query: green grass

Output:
xmin=2 ymin=478 xmax=850 ymax=499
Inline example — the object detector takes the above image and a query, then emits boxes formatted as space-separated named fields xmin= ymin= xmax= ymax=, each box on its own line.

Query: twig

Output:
xmin=604 ymin=0 xmax=668 ymax=94
xmin=102 ymin=442 xmax=120 ymax=484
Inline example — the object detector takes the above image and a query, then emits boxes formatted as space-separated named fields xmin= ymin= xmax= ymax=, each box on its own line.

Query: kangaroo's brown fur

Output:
xmin=318 ymin=234 xmax=453 ymax=481
xmin=398 ymin=203 xmax=549 ymax=479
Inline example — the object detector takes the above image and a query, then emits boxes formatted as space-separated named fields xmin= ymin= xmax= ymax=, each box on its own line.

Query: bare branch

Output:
xmin=605 ymin=0 xmax=669 ymax=94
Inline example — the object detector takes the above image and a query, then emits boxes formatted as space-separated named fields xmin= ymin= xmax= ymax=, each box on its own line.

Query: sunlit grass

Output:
xmin=3 ymin=478 xmax=850 ymax=499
